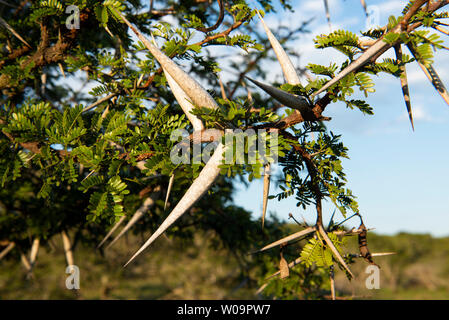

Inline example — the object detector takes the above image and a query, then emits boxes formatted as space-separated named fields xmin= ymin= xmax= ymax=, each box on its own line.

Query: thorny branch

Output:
xmin=196 ymin=0 xmax=225 ymax=33
xmin=2 ymin=0 xmax=449 ymax=287
xmin=0 ymin=12 xmax=82 ymax=91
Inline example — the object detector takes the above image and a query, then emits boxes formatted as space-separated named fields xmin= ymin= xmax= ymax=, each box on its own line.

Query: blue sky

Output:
xmin=232 ymin=0 xmax=449 ymax=237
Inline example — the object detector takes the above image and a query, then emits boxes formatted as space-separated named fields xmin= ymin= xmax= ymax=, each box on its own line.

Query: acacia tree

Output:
xmin=1 ymin=0 xmax=448 ymax=299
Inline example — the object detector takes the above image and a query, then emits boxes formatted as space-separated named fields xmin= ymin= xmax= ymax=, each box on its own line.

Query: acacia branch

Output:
xmin=194 ymin=18 xmax=247 ymax=47
xmin=196 ymin=0 xmax=225 ymax=33
xmin=401 ymin=0 xmax=429 ymax=29
xmin=0 ymin=44 xmax=31 ymax=68
xmin=0 ymin=33 xmax=77 ymax=90
xmin=293 ymin=138 xmax=354 ymax=278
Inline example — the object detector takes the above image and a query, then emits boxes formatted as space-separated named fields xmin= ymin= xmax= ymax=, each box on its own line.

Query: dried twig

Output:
xmin=266 ymin=256 xmax=302 ymax=280
xmin=82 ymin=93 xmax=117 ymax=113
xmin=279 ymin=249 xmax=290 ymax=279
xmin=357 ymin=217 xmax=378 ymax=267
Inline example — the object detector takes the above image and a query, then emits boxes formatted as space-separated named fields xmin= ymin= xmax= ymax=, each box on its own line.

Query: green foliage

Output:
xmin=300 ymin=232 xmax=345 ymax=268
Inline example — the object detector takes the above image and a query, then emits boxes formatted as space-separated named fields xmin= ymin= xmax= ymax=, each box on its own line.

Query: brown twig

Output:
xmin=195 ymin=19 xmax=247 ymax=47
xmin=0 ymin=15 xmax=80 ymax=90
xmin=196 ymin=0 xmax=225 ymax=33
xmin=0 ymin=44 xmax=31 ymax=68
xmin=401 ymin=0 xmax=429 ymax=30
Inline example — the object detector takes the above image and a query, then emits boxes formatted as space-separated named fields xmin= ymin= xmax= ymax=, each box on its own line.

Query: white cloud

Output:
xmin=408 ymin=68 xmax=431 ymax=84
xmin=397 ymin=104 xmax=441 ymax=124
xmin=300 ymin=0 xmax=342 ymax=14
xmin=375 ymin=1 xmax=405 ymax=16
xmin=412 ymin=105 xmax=433 ymax=121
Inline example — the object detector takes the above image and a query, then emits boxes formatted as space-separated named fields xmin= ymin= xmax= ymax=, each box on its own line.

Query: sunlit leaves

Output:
xmin=300 ymin=232 xmax=345 ymax=268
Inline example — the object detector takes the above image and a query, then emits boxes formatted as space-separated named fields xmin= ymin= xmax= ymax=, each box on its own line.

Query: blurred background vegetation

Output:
xmin=2 ymin=226 xmax=448 ymax=300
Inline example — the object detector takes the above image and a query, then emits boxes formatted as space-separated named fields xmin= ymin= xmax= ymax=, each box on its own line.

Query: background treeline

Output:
xmin=1 ymin=226 xmax=448 ymax=300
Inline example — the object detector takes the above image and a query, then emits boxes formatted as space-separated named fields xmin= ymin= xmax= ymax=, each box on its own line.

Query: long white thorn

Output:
xmin=20 ymin=253 xmax=32 ymax=272
xmin=114 ymin=9 xmax=219 ymax=111
xmin=165 ymin=174 xmax=175 ymax=211
xmin=371 ymin=252 xmax=396 ymax=257
xmin=255 ymin=282 xmax=269 ymax=295
xmin=312 ymin=37 xmax=392 ymax=97
xmin=262 ymin=164 xmax=271 ymax=229
xmin=245 ymin=76 xmax=311 ymax=113
xmin=0 ymin=242 xmax=15 ymax=261
xmin=105 ymin=211 xmax=144 ymax=250
xmin=164 ymin=71 xmax=205 ymax=131
xmin=61 ymin=231 xmax=74 ymax=266
xmin=254 ymin=227 xmax=316 ymax=253
xmin=124 ymin=143 xmax=226 ymax=266
xmin=115 ymin=10 xmax=227 ymax=267
xmin=0 ymin=16 xmax=31 ymax=48
xmin=97 ymin=215 xmax=126 ymax=248
xmin=106 ymin=188 xmax=160 ymax=250
xmin=317 ymin=224 xmax=354 ymax=279
xmin=58 ymin=63 xmax=66 ymax=78
xmin=30 ymin=238 xmax=40 ymax=266
xmin=150 ymin=33 xmax=207 ymax=131
xmin=257 ymin=12 xmax=301 ymax=85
